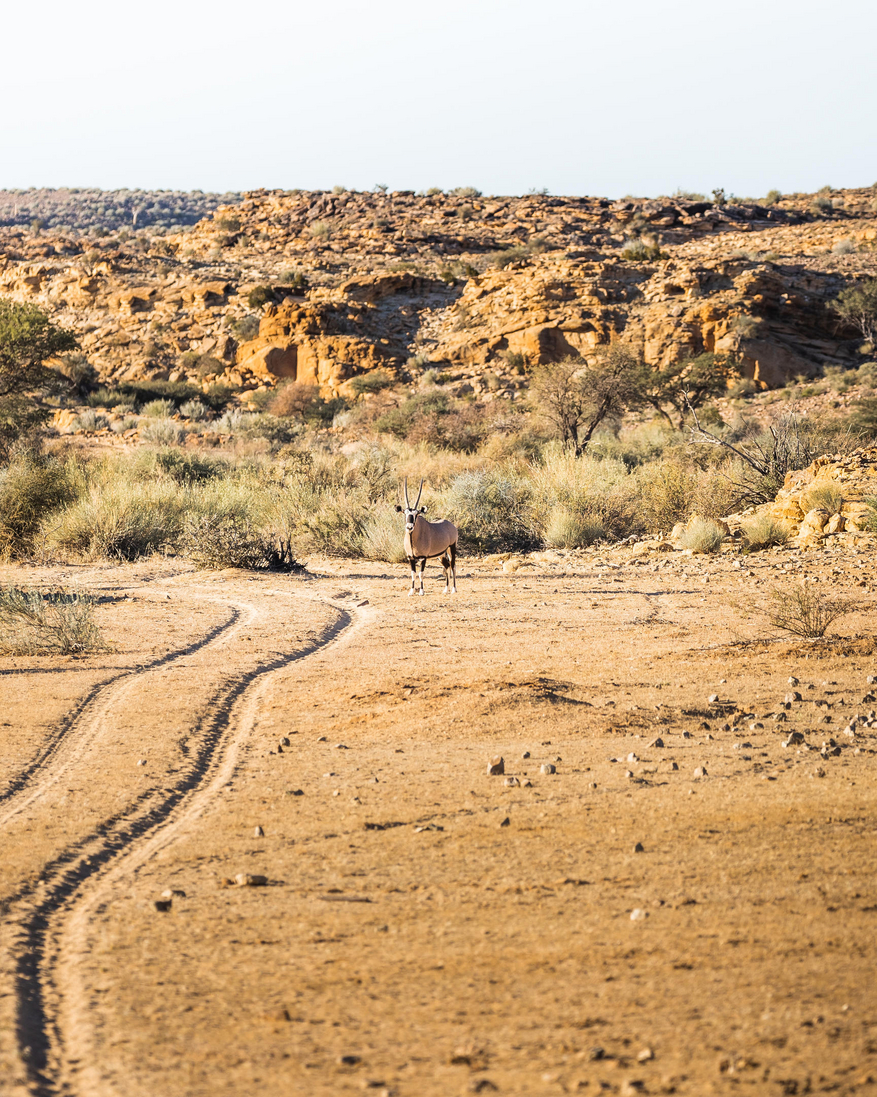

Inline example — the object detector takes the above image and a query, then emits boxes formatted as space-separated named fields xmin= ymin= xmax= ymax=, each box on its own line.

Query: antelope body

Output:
xmin=396 ymin=478 xmax=458 ymax=596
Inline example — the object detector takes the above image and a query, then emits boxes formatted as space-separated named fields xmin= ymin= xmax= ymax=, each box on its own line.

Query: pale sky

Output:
xmin=2 ymin=0 xmax=875 ymax=199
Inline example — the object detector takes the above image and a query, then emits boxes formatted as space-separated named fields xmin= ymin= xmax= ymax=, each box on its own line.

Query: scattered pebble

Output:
xmin=708 ymin=693 xmax=719 ymax=703
xmin=160 ymin=888 xmax=186 ymax=899
xmin=154 ymin=899 xmax=172 ymax=912
xmin=335 ymin=743 xmax=348 ymax=750
xmin=634 ymin=842 xmax=644 ymax=853
xmin=280 ymin=737 xmax=290 ymax=747
xmin=254 ymin=826 xmax=264 ymax=837
xmin=588 ymin=782 xmax=597 ymax=789
xmin=670 ymin=762 xmax=679 ymax=771
xmin=540 ymin=763 xmax=556 ymax=775
xmin=648 ymin=737 xmax=664 ymax=748
xmin=694 ymin=766 xmax=708 ymax=778
xmin=522 ymin=751 xmax=530 ymax=759
xmin=487 ymin=755 xmax=505 ymax=776
xmin=630 ymin=908 xmax=649 ymax=921
xmin=627 ymin=752 xmax=639 ymax=763
xmin=637 ymin=1048 xmax=654 ymax=1062
xmin=785 ymin=691 xmax=802 ymax=703
xmin=681 ymin=731 xmax=691 ymax=739
xmin=317 ymin=736 xmax=327 ymax=742
xmin=788 ymin=676 xmax=799 ymax=686
xmin=504 ymin=777 xmax=520 ymax=788
xmin=234 ymin=873 xmax=268 ymax=887
xmin=137 ymin=759 xmax=147 ymax=766
xmin=499 ymin=817 xmax=510 ymax=828
xmin=338 ymin=1054 xmax=361 ymax=1067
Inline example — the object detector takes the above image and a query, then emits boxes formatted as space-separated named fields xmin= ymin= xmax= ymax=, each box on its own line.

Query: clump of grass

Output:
xmin=445 ymin=468 xmax=532 ymax=551
xmin=360 ymin=505 xmax=408 ymax=563
xmin=741 ymin=513 xmax=790 ymax=551
xmin=766 ymin=583 xmax=853 ymax=638
xmin=677 ymin=516 xmax=725 ymax=554
xmin=140 ymin=419 xmax=185 ymax=446
xmin=75 ymin=409 xmax=108 ymax=432
xmin=349 ymin=369 xmax=394 ymax=397
xmin=801 ymin=482 xmax=844 ymax=514
xmin=620 ymin=236 xmax=667 ymax=261
xmin=0 ymin=452 xmax=84 ymax=559
xmin=110 ymin=416 xmax=139 ymax=434
xmin=43 ymin=481 xmax=186 ymax=560
xmin=141 ymin=398 xmax=176 ymax=418
xmin=0 ymin=586 xmax=107 ymax=655
xmin=180 ymin=399 xmax=212 ymax=421
xmin=543 ymin=507 xmax=606 ymax=548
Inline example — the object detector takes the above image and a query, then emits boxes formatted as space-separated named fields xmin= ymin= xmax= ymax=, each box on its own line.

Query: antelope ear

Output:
xmin=420 ymin=505 xmax=427 ymax=512
xmin=395 ymin=504 xmax=402 ymax=512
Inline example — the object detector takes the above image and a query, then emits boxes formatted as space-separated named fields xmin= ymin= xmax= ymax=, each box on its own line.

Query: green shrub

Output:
xmin=140 ymin=419 xmax=185 ymax=446
xmin=0 ymin=452 xmax=83 ymax=559
xmin=677 ymin=516 xmax=725 ymax=554
xmin=620 ymin=237 xmax=666 ymax=261
xmin=247 ymin=285 xmax=274 ymax=309
xmin=639 ymin=461 xmax=696 ymax=531
xmin=86 ymin=387 xmax=128 ymax=408
xmin=229 ymin=315 xmax=260 ymax=341
xmin=741 ymin=513 xmax=790 ymax=551
xmin=110 ymin=416 xmax=139 ymax=434
xmin=278 ymin=270 xmax=309 ymax=292
xmin=764 ymin=189 xmax=782 ymax=206
xmin=141 ymin=398 xmax=176 ymax=418
xmin=0 ymin=586 xmax=106 ymax=655
xmin=349 ymin=369 xmax=394 ymax=396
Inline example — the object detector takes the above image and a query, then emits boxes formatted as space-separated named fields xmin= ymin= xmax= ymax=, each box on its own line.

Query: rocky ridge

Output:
xmin=0 ymin=186 xmax=875 ymax=401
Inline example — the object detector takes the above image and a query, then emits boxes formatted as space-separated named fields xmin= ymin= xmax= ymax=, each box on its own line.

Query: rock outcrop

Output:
xmin=0 ymin=185 xmax=875 ymax=397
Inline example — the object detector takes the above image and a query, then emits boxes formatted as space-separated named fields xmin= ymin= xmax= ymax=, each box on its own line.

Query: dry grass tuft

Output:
xmin=0 ymin=586 xmax=107 ymax=655
xmin=741 ymin=513 xmax=790 ymax=552
xmin=677 ymin=517 xmax=725 ymax=554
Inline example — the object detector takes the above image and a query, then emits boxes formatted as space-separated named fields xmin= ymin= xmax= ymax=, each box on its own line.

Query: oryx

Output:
xmin=396 ymin=478 xmax=458 ymax=596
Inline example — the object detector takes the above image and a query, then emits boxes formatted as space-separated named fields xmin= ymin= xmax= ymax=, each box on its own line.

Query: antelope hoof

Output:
xmin=408 ymin=589 xmax=415 ymax=597
xmin=418 ymin=590 xmax=425 ymax=597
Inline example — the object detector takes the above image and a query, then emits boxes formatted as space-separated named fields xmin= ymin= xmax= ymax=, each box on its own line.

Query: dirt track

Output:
xmin=1 ymin=547 xmax=877 ymax=1097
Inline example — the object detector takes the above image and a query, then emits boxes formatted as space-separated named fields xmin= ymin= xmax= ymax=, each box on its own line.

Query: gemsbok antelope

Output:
xmin=396 ymin=478 xmax=458 ymax=596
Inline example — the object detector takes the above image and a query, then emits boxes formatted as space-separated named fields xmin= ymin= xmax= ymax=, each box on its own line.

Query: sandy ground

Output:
xmin=1 ymin=541 xmax=877 ymax=1097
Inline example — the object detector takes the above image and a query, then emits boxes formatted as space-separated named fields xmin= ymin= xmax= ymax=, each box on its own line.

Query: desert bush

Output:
xmin=86 ymin=387 xmax=128 ymax=408
xmin=310 ymin=221 xmax=331 ymax=240
xmin=278 ymin=270 xmax=309 ymax=292
xmin=849 ymin=397 xmax=877 ymax=438
xmin=140 ymin=419 xmax=185 ymax=446
xmin=74 ymin=409 xmax=108 ymax=432
xmin=140 ymin=449 xmax=226 ymax=484
xmin=764 ymin=189 xmax=782 ymax=206
xmin=620 ymin=237 xmax=666 ymax=261
xmin=740 ymin=513 xmax=790 ymax=551
xmin=832 ymin=237 xmax=856 ymax=255
xmin=639 ymin=461 xmax=697 ymax=531
xmin=543 ymin=507 xmax=606 ymax=548
xmin=449 ymin=186 xmax=481 ymax=198
xmin=181 ymin=514 xmax=298 ymax=571
xmin=445 ymin=468 xmax=532 ymax=550
xmin=0 ymin=452 xmax=83 ymax=558
xmin=765 ymin=583 xmax=853 ymax=638
xmin=270 ymin=382 xmax=344 ymax=424
xmin=833 ymin=278 xmax=877 ymax=344
xmin=141 ymin=398 xmax=176 ymax=418
xmin=229 ymin=315 xmax=260 ymax=341
xmin=110 ymin=416 xmax=139 ymax=434
xmin=349 ymin=369 xmax=394 ymax=397
xmin=180 ymin=399 xmax=211 ymax=421
xmin=360 ymin=504 xmax=409 ymax=563
xmin=247 ymin=285 xmax=274 ymax=309
xmin=43 ymin=480 xmax=188 ymax=560
xmin=801 ymin=482 xmax=844 ymax=514
xmin=677 ymin=516 xmax=725 ymax=553
xmin=0 ymin=586 xmax=106 ymax=655
xmin=0 ymin=299 xmax=76 ymax=459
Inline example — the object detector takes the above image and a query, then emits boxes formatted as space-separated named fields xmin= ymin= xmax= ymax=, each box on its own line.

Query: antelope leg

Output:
xmin=418 ymin=557 xmax=426 ymax=596
xmin=449 ymin=541 xmax=458 ymax=594
xmin=408 ymin=556 xmax=417 ymax=596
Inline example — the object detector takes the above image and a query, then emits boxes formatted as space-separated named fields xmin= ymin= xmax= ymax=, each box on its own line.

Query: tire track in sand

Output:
xmin=4 ymin=590 xmax=366 ymax=1097
xmin=0 ymin=593 xmax=244 ymax=820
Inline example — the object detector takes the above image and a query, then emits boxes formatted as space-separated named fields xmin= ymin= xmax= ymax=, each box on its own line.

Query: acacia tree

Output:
xmin=833 ymin=278 xmax=877 ymax=344
xmin=0 ymin=299 xmax=77 ymax=460
xmin=530 ymin=345 xmax=646 ymax=456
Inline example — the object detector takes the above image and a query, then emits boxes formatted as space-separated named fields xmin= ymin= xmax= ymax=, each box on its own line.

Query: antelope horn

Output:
xmin=414 ymin=479 xmax=424 ymax=508
xmin=404 ymin=477 xmax=410 ymax=508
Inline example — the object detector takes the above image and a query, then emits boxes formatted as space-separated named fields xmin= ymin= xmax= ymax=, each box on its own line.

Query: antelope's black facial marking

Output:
xmin=401 ymin=507 xmax=418 ymax=532
xmin=395 ymin=505 xmax=402 ymax=512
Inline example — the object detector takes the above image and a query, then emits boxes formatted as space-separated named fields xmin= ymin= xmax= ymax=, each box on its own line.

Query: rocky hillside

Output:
xmin=0 ymin=185 xmax=875 ymax=401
